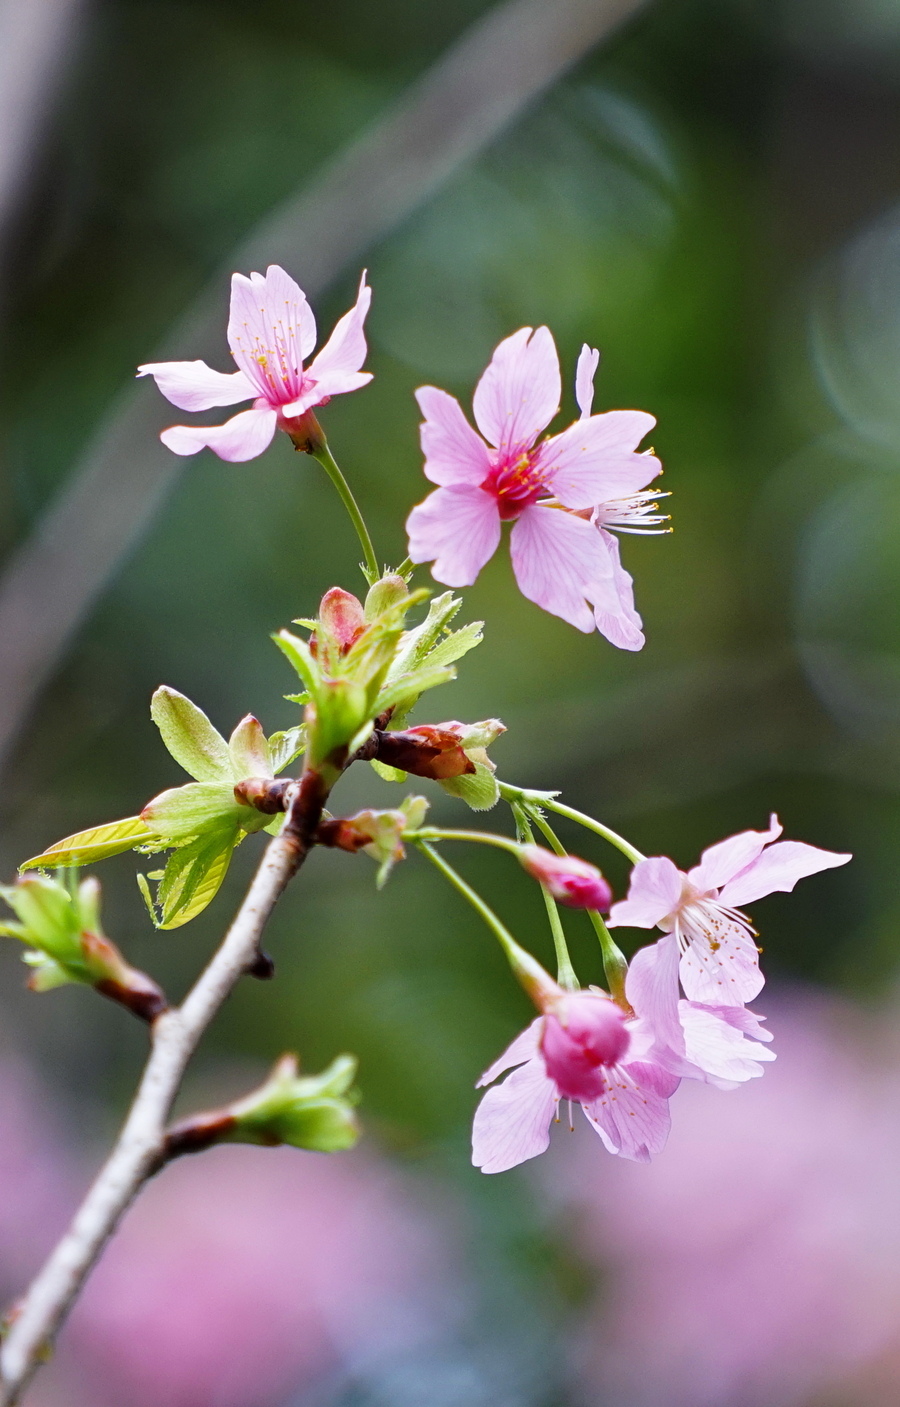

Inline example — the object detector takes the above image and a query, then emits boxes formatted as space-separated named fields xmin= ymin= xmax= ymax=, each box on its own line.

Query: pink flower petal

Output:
xmin=544 ymin=414 xmax=660 ymax=511
xmin=304 ymin=271 xmax=371 ymax=383
xmin=575 ymin=344 xmax=600 ymax=418
xmin=695 ymin=1002 xmax=774 ymax=1041
xmin=414 ymin=386 xmax=492 ymax=487
xmin=406 ymin=484 xmax=501 ymax=587
xmin=159 ymin=406 xmax=278 ymax=462
xmin=678 ymin=909 xmax=763 ymax=1004
xmin=625 ymin=933 xmax=684 ymax=1055
xmin=582 ymin=1060 xmax=677 ymax=1163
xmin=471 ymin=1056 xmax=559 ymax=1173
xmin=586 ymin=529 xmax=645 ymax=651
xmin=281 ymin=370 xmax=373 ymax=418
xmin=679 ymin=1001 xmax=776 ymax=1087
xmin=716 ymin=839 xmax=852 ymax=910
xmin=472 ymin=326 xmax=561 ymax=452
xmin=227 ymin=267 xmax=314 ymax=402
xmin=509 ymin=504 xmax=605 ymax=632
xmin=607 ymin=856 xmax=683 ymax=930
xmin=136 ymin=361 xmax=256 ymax=412
xmin=687 ymin=814 xmax=783 ymax=894
xmin=476 ymin=1017 xmax=544 ymax=1088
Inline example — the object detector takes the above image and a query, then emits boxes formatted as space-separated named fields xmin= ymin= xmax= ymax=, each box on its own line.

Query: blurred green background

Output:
xmin=2 ymin=0 xmax=899 ymax=1399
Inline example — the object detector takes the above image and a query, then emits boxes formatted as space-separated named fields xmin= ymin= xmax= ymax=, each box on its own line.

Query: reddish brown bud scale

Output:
xmin=81 ymin=932 xmax=169 ymax=1023
xmin=374 ymin=726 xmax=475 ymax=780
xmin=234 ymin=778 xmax=292 ymax=814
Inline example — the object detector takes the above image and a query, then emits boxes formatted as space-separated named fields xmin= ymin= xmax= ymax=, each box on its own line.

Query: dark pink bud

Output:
xmin=540 ymin=992 xmax=630 ymax=1101
xmin=519 ymin=845 xmax=613 ymax=911
xmin=318 ymin=588 xmax=366 ymax=653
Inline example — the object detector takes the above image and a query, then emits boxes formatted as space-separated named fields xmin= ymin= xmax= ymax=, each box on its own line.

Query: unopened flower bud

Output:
xmin=364 ymin=573 xmax=409 ymax=622
xmin=540 ymin=991 xmax=630 ymax=1100
xmin=519 ymin=845 xmax=613 ymax=911
xmin=318 ymin=587 xmax=366 ymax=654
xmin=374 ymin=726 xmax=475 ymax=780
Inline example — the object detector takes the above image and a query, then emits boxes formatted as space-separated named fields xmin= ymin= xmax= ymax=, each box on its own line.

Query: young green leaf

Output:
xmin=141 ymin=782 xmax=248 ymax=843
xmin=140 ymin=825 xmax=240 ymax=929
xmin=151 ymin=687 xmax=233 ymax=781
xmin=228 ymin=715 xmax=272 ymax=779
xmin=19 ymin=816 xmax=154 ymax=871
xmin=268 ymin=725 xmax=306 ymax=774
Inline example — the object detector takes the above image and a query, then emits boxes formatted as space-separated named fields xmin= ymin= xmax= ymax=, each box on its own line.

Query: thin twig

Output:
xmin=0 ymin=775 xmax=326 ymax=1406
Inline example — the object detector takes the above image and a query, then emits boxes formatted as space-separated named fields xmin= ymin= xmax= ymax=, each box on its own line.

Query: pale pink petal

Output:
xmin=716 ymin=839 xmax=852 ymax=910
xmin=509 ymin=505 xmax=606 ymax=632
xmin=582 ymin=1060 xmax=677 ymax=1162
xmin=136 ymin=361 xmax=256 ymax=412
xmin=414 ymin=386 xmax=492 ymax=487
xmin=696 ymin=1002 xmax=773 ymax=1041
xmin=159 ymin=406 xmax=277 ymax=462
xmin=280 ymin=370 xmax=372 ymax=417
xmin=472 ymin=326 xmax=561 ymax=452
xmin=575 ymin=344 xmax=600 ymax=418
xmin=476 ymin=1017 xmax=544 ymax=1088
xmin=586 ymin=529 xmax=645 ymax=651
xmin=688 ymin=814 xmax=783 ymax=894
xmin=406 ymin=485 xmax=500 ymax=587
xmin=305 ymin=272 xmax=371 ymax=382
xmin=544 ymin=414 xmax=660 ymax=511
xmin=625 ymin=933 xmax=683 ymax=1055
xmin=679 ymin=1001 xmax=776 ymax=1087
xmin=471 ymin=1057 xmax=559 ymax=1173
xmin=678 ymin=909 xmax=763 ymax=1004
xmin=607 ymin=856 xmax=683 ymax=930
xmin=227 ymin=267 xmax=313 ymax=402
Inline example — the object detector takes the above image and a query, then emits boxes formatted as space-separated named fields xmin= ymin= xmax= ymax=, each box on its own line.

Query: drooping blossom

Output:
xmin=138 ymin=266 xmax=372 ymax=462
xmin=519 ymin=845 xmax=613 ymax=911
xmin=405 ymin=327 xmax=662 ymax=644
xmin=472 ymin=992 xmax=679 ymax=1173
xmin=608 ymin=815 xmax=851 ymax=1005
xmin=625 ymin=935 xmax=776 ymax=1089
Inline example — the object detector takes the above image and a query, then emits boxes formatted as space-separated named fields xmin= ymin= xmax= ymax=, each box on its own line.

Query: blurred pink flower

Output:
xmin=609 ymin=814 xmax=851 ymax=1004
xmin=472 ymin=1011 xmax=678 ymax=1174
xmin=405 ymin=328 xmax=661 ymax=642
xmin=53 ymin=1142 xmax=460 ymax=1407
xmin=547 ymin=990 xmax=900 ymax=1407
xmin=138 ymin=265 xmax=372 ymax=462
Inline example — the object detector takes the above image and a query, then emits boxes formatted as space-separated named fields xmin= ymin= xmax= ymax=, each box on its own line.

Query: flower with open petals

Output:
xmin=608 ymin=816 xmax=851 ymax=1004
xmin=405 ymin=327 xmax=661 ymax=642
xmin=472 ymin=995 xmax=679 ymax=1173
xmin=138 ymin=266 xmax=371 ymax=462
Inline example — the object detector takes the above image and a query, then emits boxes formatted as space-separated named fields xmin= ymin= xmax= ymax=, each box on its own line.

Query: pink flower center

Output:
xmin=233 ymin=319 xmax=307 ymax=406
xmin=481 ymin=447 xmax=552 ymax=520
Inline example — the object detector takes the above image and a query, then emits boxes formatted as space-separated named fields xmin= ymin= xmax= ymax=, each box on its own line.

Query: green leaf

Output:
xmin=141 ymin=782 xmax=246 ymax=843
xmin=19 ymin=816 xmax=153 ymax=870
xmin=273 ymin=631 xmax=321 ymax=696
xmin=141 ymin=825 xmax=240 ymax=929
xmin=228 ymin=715 xmax=272 ymax=779
xmin=151 ymin=687 xmax=232 ymax=782
xmin=439 ymin=761 xmax=500 ymax=811
xmin=370 ymin=758 xmax=407 ymax=783
xmin=268 ymin=725 xmax=306 ymax=774
xmin=426 ymin=619 xmax=484 ymax=670
xmin=373 ymin=665 xmax=455 ymax=718
xmin=22 ymin=951 xmax=74 ymax=991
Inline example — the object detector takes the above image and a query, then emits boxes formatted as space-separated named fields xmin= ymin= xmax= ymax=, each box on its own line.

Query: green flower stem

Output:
xmin=524 ymin=805 xmax=630 ymax=1008
xmin=414 ymin=841 xmax=557 ymax=1005
xmin=412 ymin=827 xmax=522 ymax=856
xmin=540 ymin=797 xmax=645 ymax=866
xmin=310 ymin=442 xmax=380 ymax=585
xmin=511 ymin=804 xmax=578 ymax=992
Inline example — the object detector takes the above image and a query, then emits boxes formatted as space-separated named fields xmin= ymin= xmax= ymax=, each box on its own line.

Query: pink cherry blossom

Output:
xmin=138 ymin=266 xmax=372 ymax=463
xmin=608 ymin=815 xmax=851 ymax=1005
xmin=518 ymin=845 xmax=613 ymax=911
xmin=472 ymin=1010 xmax=678 ymax=1173
xmin=625 ymin=934 xmax=776 ymax=1088
xmin=541 ymin=991 xmax=631 ymax=1099
xmin=405 ymin=328 xmax=662 ymax=642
